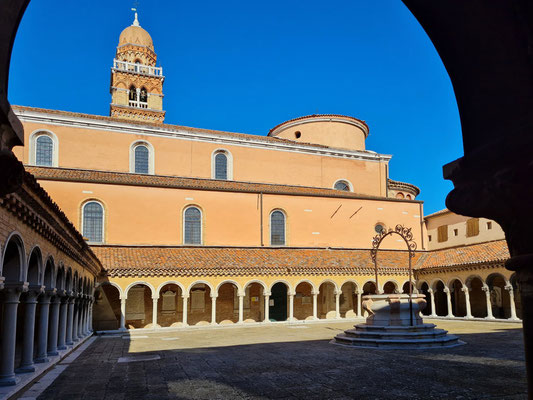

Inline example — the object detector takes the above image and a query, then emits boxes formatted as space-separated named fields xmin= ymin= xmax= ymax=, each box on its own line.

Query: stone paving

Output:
xmin=30 ymin=319 xmax=525 ymax=399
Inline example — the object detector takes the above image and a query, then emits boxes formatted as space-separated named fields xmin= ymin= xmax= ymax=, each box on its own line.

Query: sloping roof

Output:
xmin=268 ymin=114 xmax=369 ymax=136
xmin=417 ymin=240 xmax=509 ymax=270
xmin=387 ymin=179 xmax=420 ymax=197
xmin=92 ymin=246 xmax=422 ymax=277
xmin=26 ymin=166 xmax=421 ymax=203
xmin=15 ymin=106 xmax=380 ymax=154
xmin=424 ymin=208 xmax=451 ymax=219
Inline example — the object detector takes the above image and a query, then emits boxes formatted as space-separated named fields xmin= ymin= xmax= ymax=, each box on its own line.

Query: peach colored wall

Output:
xmin=274 ymin=121 xmax=366 ymax=151
xmin=425 ymin=211 xmax=505 ymax=250
xmin=15 ymin=121 xmax=387 ymax=196
xmin=37 ymin=180 xmax=423 ymax=249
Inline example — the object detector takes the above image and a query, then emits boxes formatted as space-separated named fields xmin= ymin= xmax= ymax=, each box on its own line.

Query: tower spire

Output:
xmin=131 ymin=7 xmax=140 ymax=26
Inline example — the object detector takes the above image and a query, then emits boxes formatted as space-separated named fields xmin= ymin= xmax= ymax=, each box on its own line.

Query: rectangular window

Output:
xmin=466 ymin=218 xmax=480 ymax=237
xmin=428 ymin=235 xmax=432 ymax=242
xmin=437 ymin=225 xmax=448 ymax=242
xmin=453 ymin=229 xmax=458 ymax=236
xmin=487 ymin=221 xmax=492 ymax=230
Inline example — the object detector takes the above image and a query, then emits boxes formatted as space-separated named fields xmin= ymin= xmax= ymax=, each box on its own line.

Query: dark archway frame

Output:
xmin=370 ymin=224 xmax=417 ymax=326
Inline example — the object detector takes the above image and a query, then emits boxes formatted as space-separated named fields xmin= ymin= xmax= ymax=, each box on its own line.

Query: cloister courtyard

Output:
xmin=14 ymin=319 xmax=526 ymax=400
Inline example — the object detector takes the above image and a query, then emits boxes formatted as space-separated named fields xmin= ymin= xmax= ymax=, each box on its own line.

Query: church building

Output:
xmin=0 ymin=12 xmax=521 ymax=387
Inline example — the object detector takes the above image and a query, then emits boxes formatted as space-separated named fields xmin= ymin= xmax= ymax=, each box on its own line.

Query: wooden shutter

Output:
xmin=466 ymin=218 xmax=480 ymax=237
xmin=437 ymin=225 xmax=448 ymax=242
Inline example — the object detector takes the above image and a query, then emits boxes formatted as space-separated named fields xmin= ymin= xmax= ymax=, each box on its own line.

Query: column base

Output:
xmin=508 ymin=317 xmax=521 ymax=321
xmin=485 ymin=316 xmax=496 ymax=320
xmin=15 ymin=364 xmax=35 ymax=373
xmin=65 ymin=340 xmax=74 ymax=345
xmin=0 ymin=375 xmax=17 ymax=387
xmin=57 ymin=345 xmax=67 ymax=350
xmin=47 ymin=351 xmax=59 ymax=357
xmin=447 ymin=314 xmax=455 ymax=318
xmin=34 ymin=357 xmax=49 ymax=364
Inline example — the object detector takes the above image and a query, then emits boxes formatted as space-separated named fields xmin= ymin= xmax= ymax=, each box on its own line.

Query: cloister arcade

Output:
xmin=92 ymin=277 xmax=421 ymax=330
xmin=417 ymin=270 xmax=520 ymax=321
xmin=0 ymin=233 xmax=97 ymax=386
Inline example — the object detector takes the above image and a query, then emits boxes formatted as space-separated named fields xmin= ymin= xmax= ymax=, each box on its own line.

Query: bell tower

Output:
xmin=110 ymin=10 xmax=165 ymax=123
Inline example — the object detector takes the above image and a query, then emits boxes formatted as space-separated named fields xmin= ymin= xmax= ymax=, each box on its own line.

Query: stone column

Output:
xmin=428 ymin=289 xmax=437 ymax=317
xmin=182 ymin=295 xmax=188 ymax=326
xmin=288 ymin=293 xmax=294 ymax=322
xmin=356 ymin=291 xmax=362 ymax=317
xmin=66 ymin=296 xmax=75 ymax=344
xmin=17 ymin=288 xmax=41 ymax=373
xmin=238 ymin=293 xmax=244 ymax=324
xmin=152 ymin=296 xmax=158 ymax=328
xmin=335 ymin=290 xmax=341 ymax=319
xmin=505 ymin=284 xmax=519 ymax=320
xmin=210 ymin=295 xmax=217 ymax=325
xmin=312 ymin=291 xmax=318 ymax=320
xmin=462 ymin=286 xmax=473 ymax=318
xmin=482 ymin=285 xmax=495 ymax=319
xmin=57 ymin=293 xmax=69 ymax=350
xmin=263 ymin=293 xmax=270 ymax=323
xmin=47 ymin=295 xmax=61 ymax=356
xmin=35 ymin=291 xmax=52 ymax=363
xmin=444 ymin=287 xmax=454 ymax=317
xmin=0 ymin=286 xmax=22 ymax=386
xmin=120 ymin=297 xmax=126 ymax=330
xmin=89 ymin=298 xmax=94 ymax=332
xmin=72 ymin=297 xmax=79 ymax=342
xmin=80 ymin=297 xmax=87 ymax=336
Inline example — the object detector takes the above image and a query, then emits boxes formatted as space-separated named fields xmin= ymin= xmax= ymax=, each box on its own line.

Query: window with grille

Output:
xmin=82 ymin=202 xmax=104 ymax=243
xmin=215 ymin=152 xmax=228 ymax=180
xmin=270 ymin=211 xmax=286 ymax=246
xmin=134 ymin=145 xmax=149 ymax=174
xmin=36 ymin=135 xmax=53 ymax=166
xmin=334 ymin=180 xmax=350 ymax=191
xmin=184 ymin=207 xmax=202 ymax=244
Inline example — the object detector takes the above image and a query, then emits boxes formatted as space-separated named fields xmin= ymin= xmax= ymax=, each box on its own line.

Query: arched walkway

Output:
xmin=156 ymin=284 xmax=183 ymax=328
xmin=125 ymin=284 xmax=153 ymax=329
xmin=419 ymin=282 xmax=431 ymax=316
xmin=433 ymin=281 xmax=448 ymax=317
xmin=93 ymin=284 xmax=121 ymax=330
xmin=318 ymin=282 xmax=336 ymax=319
xmin=294 ymin=282 xmax=313 ymax=321
xmin=243 ymin=282 xmax=265 ymax=323
xmin=449 ymin=279 xmax=466 ymax=317
xmin=187 ymin=283 xmax=212 ymax=326
xmin=487 ymin=274 xmax=511 ymax=319
xmin=340 ymin=282 xmax=357 ymax=318
xmin=269 ymin=282 xmax=288 ymax=322
xmin=362 ymin=281 xmax=376 ymax=317
xmin=383 ymin=281 xmax=398 ymax=294
xmin=216 ymin=283 xmax=239 ymax=324
xmin=467 ymin=277 xmax=487 ymax=318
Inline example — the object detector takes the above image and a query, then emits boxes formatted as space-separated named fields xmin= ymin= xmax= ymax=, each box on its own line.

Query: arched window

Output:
xmin=215 ymin=152 xmax=228 ymax=180
xmin=270 ymin=210 xmax=286 ymax=246
xmin=82 ymin=201 xmax=104 ymax=243
xmin=129 ymin=85 xmax=137 ymax=101
xmin=140 ymin=87 xmax=148 ymax=103
xmin=134 ymin=145 xmax=149 ymax=174
xmin=334 ymin=180 xmax=351 ymax=191
xmin=35 ymin=135 xmax=54 ymax=166
xmin=184 ymin=207 xmax=202 ymax=245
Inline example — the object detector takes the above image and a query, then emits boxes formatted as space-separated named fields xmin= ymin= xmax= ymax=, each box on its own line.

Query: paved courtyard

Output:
xmin=28 ymin=319 xmax=525 ymax=400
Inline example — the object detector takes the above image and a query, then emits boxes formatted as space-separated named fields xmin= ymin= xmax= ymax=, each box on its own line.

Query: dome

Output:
xmin=118 ymin=23 xmax=154 ymax=50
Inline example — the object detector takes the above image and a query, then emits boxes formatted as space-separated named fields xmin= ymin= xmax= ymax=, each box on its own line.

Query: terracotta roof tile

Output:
xmin=26 ymin=166 xmax=421 ymax=202
xmin=268 ymin=114 xmax=369 ymax=136
xmin=14 ymin=106 xmax=379 ymax=153
xmin=417 ymin=240 xmax=509 ymax=270
xmin=92 ymin=246 xmax=422 ymax=278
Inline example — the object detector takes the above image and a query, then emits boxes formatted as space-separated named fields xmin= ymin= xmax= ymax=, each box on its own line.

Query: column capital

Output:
xmin=288 ymin=292 xmax=296 ymax=297
xmin=505 ymin=284 xmax=514 ymax=292
xmin=427 ymin=288 xmax=434 ymax=294
xmin=443 ymin=287 xmax=450 ymax=294
xmin=151 ymin=296 xmax=159 ymax=300
xmin=312 ymin=290 xmax=319 ymax=296
xmin=461 ymin=286 xmax=470 ymax=293
xmin=210 ymin=294 xmax=218 ymax=299
xmin=482 ymin=285 xmax=490 ymax=293
xmin=45 ymin=288 xmax=57 ymax=297
xmin=182 ymin=294 xmax=190 ymax=299
xmin=264 ymin=292 xmax=271 ymax=297
xmin=334 ymin=289 xmax=342 ymax=296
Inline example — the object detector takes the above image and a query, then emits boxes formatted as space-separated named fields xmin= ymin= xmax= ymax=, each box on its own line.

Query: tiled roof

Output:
xmin=424 ymin=208 xmax=451 ymax=219
xmin=387 ymin=179 xmax=420 ymax=197
xmin=14 ymin=106 xmax=378 ymax=154
xmin=417 ymin=240 xmax=509 ymax=270
xmin=268 ymin=114 xmax=369 ymax=136
xmin=26 ymin=166 xmax=421 ymax=203
xmin=92 ymin=246 xmax=422 ymax=277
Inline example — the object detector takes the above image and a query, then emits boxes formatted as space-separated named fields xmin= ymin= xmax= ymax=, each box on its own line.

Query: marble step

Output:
xmin=332 ymin=333 xmax=462 ymax=349
xmin=342 ymin=328 xmax=450 ymax=340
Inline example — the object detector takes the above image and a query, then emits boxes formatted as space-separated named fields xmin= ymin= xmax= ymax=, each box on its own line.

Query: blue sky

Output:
xmin=9 ymin=0 xmax=463 ymax=215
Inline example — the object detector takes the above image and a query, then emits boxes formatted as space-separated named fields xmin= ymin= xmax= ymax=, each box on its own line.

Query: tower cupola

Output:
xmin=110 ymin=10 xmax=165 ymax=123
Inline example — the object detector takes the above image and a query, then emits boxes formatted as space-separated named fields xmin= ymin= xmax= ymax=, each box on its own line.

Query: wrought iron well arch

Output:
xmin=370 ymin=224 xmax=417 ymax=325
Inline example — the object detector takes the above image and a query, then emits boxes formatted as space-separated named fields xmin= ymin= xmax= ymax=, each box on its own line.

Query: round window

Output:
xmin=295 ymin=131 xmax=301 ymax=139
xmin=375 ymin=224 xmax=385 ymax=234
